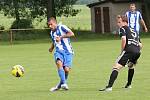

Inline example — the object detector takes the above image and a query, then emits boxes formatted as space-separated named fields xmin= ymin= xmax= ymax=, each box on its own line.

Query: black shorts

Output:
xmin=116 ymin=51 xmax=141 ymax=66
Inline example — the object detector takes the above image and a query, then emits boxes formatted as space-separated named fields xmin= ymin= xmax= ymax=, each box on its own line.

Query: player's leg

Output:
xmin=100 ymin=51 xmax=128 ymax=91
xmin=139 ymin=38 xmax=142 ymax=50
xmin=60 ymin=67 xmax=70 ymax=90
xmin=125 ymin=52 xmax=141 ymax=88
xmin=108 ymin=64 xmax=123 ymax=87
xmin=50 ymin=52 xmax=66 ymax=92
xmin=63 ymin=66 xmax=71 ymax=81
xmin=56 ymin=59 xmax=66 ymax=85
xmin=64 ymin=53 xmax=73 ymax=80
xmin=99 ymin=63 xmax=123 ymax=92
xmin=125 ymin=62 xmax=134 ymax=88
xmin=61 ymin=53 xmax=73 ymax=90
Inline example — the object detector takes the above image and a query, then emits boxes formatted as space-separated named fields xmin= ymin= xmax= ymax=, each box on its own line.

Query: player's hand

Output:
xmin=145 ymin=27 xmax=148 ymax=32
xmin=139 ymin=42 xmax=143 ymax=50
xmin=56 ymin=36 xmax=61 ymax=42
xmin=49 ymin=48 xmax=53 ymax=53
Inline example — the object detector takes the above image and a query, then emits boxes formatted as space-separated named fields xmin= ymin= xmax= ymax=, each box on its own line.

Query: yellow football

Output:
xmin=11 ymin=65 xmax=25 ymax=77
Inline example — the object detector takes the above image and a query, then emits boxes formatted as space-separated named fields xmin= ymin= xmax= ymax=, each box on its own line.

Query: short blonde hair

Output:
xmin=48 ymin=17 xmax=57 ymax=23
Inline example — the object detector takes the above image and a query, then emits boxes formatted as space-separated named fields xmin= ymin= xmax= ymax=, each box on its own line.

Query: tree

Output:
xmin=0 ymin=0 xmax=80 ymax=28
xmin=47 ymin=0 xmax=55 ymax=20
xmin=143 ymin=0 xmax=150 ymax=30
xmin=0 ymin=0 xmax=43 ymax=20
xmin=47 ymin=0 xmax=80 ymax=19
xmin=48 ymin=0 xmax=80 ymax=17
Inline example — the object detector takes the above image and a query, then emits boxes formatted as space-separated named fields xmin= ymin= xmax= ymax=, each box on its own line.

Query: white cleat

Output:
xmin=50 ymin=84 xmax=61 ymax=92
xmin=99 ymin=87 xmax=112 ymax=92
xmin=50 ymin=87 xmax=59 ymax=92
xmin=61 ymin=84 xmax=69 ymax=90
xmin=125 ymin=85 xmax=132 ymax=89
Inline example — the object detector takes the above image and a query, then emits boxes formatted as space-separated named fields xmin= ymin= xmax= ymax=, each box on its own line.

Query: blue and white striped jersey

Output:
xmin=50 ymin=24 xmax=74 ymax=54
xmin=125 ymin=11 xmax=142 ymax=33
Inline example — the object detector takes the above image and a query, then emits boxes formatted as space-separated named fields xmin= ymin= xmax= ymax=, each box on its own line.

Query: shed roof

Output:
xmin=87 ymin=0 xmax=141 ymax=8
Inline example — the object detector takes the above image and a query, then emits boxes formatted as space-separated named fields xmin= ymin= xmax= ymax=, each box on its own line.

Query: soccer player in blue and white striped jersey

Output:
xmin=125 ymin=3 xmax=148 ymax=34
xmin=125 ymin=3 xmax=148 ymax=51
xmin=48 ymin=17 xmax=75 ymax=92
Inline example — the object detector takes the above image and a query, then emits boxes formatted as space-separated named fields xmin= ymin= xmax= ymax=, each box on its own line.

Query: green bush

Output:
xmin=6 ymin=19 xmax=50 ymax=41
xmin=0 ymin=29 xmax=50 ymax=41
xmin=12 ymin=29 xmax=50 ymax=40
xmin=0 ymin=25 xmax=5 ymax=30
xmin=0 ymin=31 xmax=9 ymax=41
xmin=11 ymin=19 xmax=33 ymax=29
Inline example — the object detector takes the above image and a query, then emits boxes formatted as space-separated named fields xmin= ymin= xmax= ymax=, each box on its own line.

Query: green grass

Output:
xmin=0 ymin=37 xmax=150 ymax=100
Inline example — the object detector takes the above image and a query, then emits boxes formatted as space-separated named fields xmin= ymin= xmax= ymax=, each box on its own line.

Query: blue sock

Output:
xmin=58 ymin=68 xmax=66 ymax=84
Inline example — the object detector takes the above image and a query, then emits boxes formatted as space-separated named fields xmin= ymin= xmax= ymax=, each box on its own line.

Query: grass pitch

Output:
xmin=0 ymin=38 xmax=150 ymax=100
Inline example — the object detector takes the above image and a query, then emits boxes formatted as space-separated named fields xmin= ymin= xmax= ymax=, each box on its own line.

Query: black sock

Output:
xmin=107 ymin=70 xmax=118 ymax=88
xmin=127 ymin=68 xmax=134 ymax=86
xmin=65 ymin=72 xmax=69 ymax=80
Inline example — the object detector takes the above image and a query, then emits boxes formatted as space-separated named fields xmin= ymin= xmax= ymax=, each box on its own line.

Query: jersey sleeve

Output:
xmin=119 ymin=28 xmax=126 ymax=37
xmin=138 ymin=11 xmax=143 ymax=20
xmin=125 ymin=11 xmax=128 ymax=17
xmin=61 ymin=25 xmax=71 ymax=34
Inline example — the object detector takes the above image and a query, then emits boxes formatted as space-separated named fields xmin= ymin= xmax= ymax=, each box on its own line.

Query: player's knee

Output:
xmin=56 ymin=60 xmax=63 ymax=68
xmin=113 ymin=63 xmax=123 ymax=71
xmin=128 ymin=62 xmax=134 ymax=69
xmin=56 ymin=60 xmax=62 ymax=65
xmin=64 ymin=67 xmax=70 ymax=73
xmin=112 ymin=68 xmax=119 ymax=72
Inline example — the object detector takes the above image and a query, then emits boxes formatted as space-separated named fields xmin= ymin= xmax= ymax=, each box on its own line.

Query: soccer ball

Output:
xmin=11 ymin=65 xmax=25 ymax=77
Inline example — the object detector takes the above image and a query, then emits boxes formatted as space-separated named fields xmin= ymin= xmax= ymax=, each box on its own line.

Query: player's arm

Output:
xmin=60 ymin=31 xmax=75 ymax=38
xmin=121 ymin=36 xmax=126 ymax=52
xmin=60 ymin=25 xmax=75 ymax=38
xmin=56 ymin=31 xmax=74 ymax=42
xmin=140 ymin=19 xmax=148 ymax=32
xmin=119 ymin=28 xmax=126 ymax=52
xmin=49 ymin=43 xmax=54 ymax=53
xmin=139 ymin=12 xmax=148 ymax=32
xmin=56 ymin=26 xmax=75 ymax=42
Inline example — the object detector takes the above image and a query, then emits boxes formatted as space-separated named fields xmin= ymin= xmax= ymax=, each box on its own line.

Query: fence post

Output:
xmin=10 ymin=30 xmax=13 ymax=45
xmin=0 ymin=31 xmax=1 ymax=40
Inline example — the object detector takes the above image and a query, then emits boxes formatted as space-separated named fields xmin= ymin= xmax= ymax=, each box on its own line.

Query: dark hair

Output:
xmin=117 ymin=15 xmax=128 ymax=23
xmin=130 ymin=3 xmax=136 ymax=7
